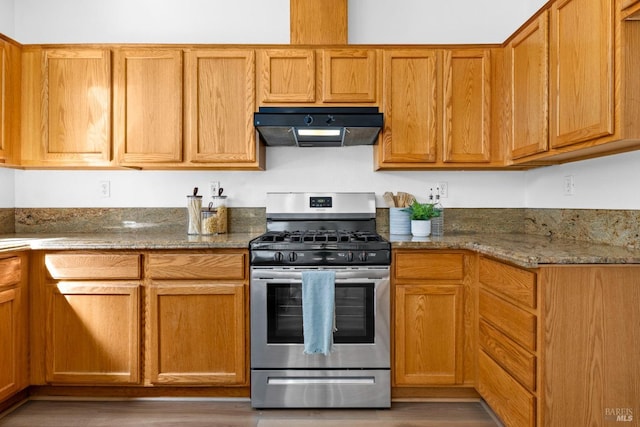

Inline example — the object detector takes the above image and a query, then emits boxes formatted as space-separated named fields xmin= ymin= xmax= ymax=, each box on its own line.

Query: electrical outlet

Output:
xmin=99 ymin=181 xmax=111 ymax=198
xmin=563 ymin=175 xmax=575 ymax=196
xmin=210 ymin=181 xmax=221 ymax=198
xmin=437 ymin=182 xmax=449 ymax=198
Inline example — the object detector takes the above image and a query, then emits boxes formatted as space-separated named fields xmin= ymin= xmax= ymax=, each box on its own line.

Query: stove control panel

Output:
xmin=251 ymin=250 xmax=391 ymax=266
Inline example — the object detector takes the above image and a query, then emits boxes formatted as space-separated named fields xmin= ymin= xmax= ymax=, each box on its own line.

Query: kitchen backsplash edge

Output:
xmin=5 ymin=208 xmax=639 ymax=249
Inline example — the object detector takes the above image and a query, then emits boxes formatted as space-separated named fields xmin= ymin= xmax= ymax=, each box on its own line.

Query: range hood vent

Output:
xmin=254 ymin=107 xmax=383 ymax=147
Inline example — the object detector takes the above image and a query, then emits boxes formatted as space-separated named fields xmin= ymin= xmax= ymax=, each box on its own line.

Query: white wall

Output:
xmin=13 ymin=147 xmax=527 ymax=208
xmin=0 ymin=168 xmax=15 ymax=208
xmin=4 ymin=0 xmax=640 ymax=210
xmin=13 ymin=0 xmax=289 ymax=44
xmin=0 ymin=0 xmax=13 ymax=37
xmin=349 ymin=0 xmax=546 ymax=44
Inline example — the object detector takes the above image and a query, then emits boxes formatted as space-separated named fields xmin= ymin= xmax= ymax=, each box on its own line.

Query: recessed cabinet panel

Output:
xmin=443 ymin=49 xmax=491 ymax=163
xmin=185 ymin=49 xmax=258 ymax=165
xmin=0 ymin=288 xmax=19 ymax=400
xmin=379 ymin=49 xmax=438 ymax=165
xmin=46 ymin=282 xmax=140 ymax=384
xmin=148 ymin=282 xmax=246 ymax=385
xmin=510 ymin=12 xmax=549 ymax=160
xmin=258 ymin=49 xmax=315 ymax=103
xmin=394 ymin=284 xmax=463 ymax=385
xmin=42 ymin=49 xmax=112 ymax=164
xmin=550 ymin=0 xmax=614 ymax=148
xmin=114 ymin=49 xmax=183 ymax=164
xmin=0 ymin=257 xmax=21 ymax=288
xmin=321 ymin=49 xmax=377 ymax=103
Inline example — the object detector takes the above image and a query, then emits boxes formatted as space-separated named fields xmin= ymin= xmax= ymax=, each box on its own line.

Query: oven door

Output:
xmin=250 ymin=266 xmax=390 ymax=369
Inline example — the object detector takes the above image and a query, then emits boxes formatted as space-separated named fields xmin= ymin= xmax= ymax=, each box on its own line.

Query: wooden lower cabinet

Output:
xmin=145 ymin=252 xmax=249 ymax=386
xmin=478 ymin=256 xmax=640 ymax=427
xmin=392 ymin=250 xmax=474 ymax=388
xmin=46 ymin=282 xmax=140 ymax=384
xmin=0 ymin=254 xmax=28 ymax=402
xmin=32 ymin=250 xmax=249 ymax=390
xmin=41 ymin=252 xmax=142 ymax=385
xmin=147 ymin=282 xmax=246 ymax=385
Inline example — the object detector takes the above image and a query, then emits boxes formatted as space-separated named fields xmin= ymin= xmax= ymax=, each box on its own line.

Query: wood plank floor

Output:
xmin=0 ymin=399 xmax=501 ymax=427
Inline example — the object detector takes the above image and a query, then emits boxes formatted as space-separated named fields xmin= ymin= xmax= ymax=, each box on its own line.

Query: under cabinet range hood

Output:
xmin=254 ymin=107 xmax=383 ymax=147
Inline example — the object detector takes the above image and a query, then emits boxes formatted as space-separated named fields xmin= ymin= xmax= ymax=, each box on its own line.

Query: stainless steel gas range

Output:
xmin=249 ymin=192 xmax=391 ymax=409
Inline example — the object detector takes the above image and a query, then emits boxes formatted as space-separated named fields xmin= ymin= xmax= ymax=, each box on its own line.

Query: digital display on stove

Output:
xmin=309 ymin=196 xmax=332 ymax=208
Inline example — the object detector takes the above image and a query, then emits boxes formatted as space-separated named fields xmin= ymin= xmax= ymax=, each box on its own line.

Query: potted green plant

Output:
xmin=403 ymin=201 xmax=440 ymax=237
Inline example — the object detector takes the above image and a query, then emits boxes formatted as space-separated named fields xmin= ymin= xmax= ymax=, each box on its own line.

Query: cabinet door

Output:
xmin=0 ymin=40 xmax=6 ymax=161
xmin=114 ymin=49 xmax=183 ymax=164
xmin=622 ymin=0 xmax=638 ymax=9
xmin=394 ymin=284 xmax=463 ymax=385
xmin=378 ymin=49 xmax=438 ymax=166
xmin=320 ymin=49 xmax=377 ymax=103
xmin=147 ymin=282 xmax=247 ymax=385
xmin=549 ymin=0 xmax=614 ymax=148
xmin=42 ymin=49 xmax=112 ymax=165
xmin=0 ymin=288 xmax=21 ymax=400
xmin=185 ymin=49 xmax=260 ymax=166
xmin=46 ymin=282 xmax=140 ymax=384
xmin=510 ymin=12 xmax=549 ymax=160
xmin=443 ymin=49 xmax=491 ymax=163
xmin=258 ymin=49 xmax=315 ymax=103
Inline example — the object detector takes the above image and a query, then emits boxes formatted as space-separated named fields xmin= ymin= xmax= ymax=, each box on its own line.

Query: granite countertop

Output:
xmin=0 ymin=232 xmax=262 ymax=252
xmin=2 ymin=232 xmax=640 ymax=269
xmin=388 ymin=233 xmax=640 ymax=268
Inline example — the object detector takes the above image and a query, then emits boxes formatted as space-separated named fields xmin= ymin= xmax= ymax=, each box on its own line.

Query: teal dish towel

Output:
xmin=302 ymin=270 xmax=336 ymax=355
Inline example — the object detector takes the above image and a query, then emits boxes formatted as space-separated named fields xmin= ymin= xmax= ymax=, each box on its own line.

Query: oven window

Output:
xmin=266 ymin=282 xmax=375 ymax=344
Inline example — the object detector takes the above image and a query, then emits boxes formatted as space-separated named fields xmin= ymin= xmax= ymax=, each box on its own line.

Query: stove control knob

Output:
xmin=288 ymin=252 xmax=298 ymax=262
xmin=273 ymin=251 xmax=284 ymax=262
xmin=358 ymin=251 xmax=368 ymax=262
xmin=346 ymin=251 xmax=354 ymax=262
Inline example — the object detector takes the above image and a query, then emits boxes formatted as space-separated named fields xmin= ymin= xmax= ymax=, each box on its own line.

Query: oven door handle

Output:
xmin=250 ymin=268 xmax=389 ymax=281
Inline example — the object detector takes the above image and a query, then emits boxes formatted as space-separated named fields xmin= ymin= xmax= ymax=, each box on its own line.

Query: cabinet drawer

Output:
xmin=147 ymin=253 xmax=246 ymax=280
xmin=45 ymin=254 xmax=141 ymax=280
xmin=0 ymin=257 xmax=21 ymax=288
xmin=479 ymin=257 xmax=536 ymax=309
xmin=394 ymin=252 xmax=464 ymax=280
xmin=479 ymin=289 xmax=536 ymax=351
xmin=478 ymin=350 xmax=536 ymax=427
xmin=479 ymin=319 xmax=536 ymax=391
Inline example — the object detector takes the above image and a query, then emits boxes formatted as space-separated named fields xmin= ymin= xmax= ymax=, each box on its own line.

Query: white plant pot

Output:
xmin=411 ymin=219 xmax=431 ymax=237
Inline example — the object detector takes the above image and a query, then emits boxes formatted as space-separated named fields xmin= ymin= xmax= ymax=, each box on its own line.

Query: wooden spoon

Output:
xmin=383 ymin=192 xmax=396 ymax=207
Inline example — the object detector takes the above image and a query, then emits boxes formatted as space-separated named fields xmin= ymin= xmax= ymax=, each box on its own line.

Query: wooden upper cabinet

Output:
xmin=509 ymin=12 xmax=549 ymax=160
xmin=258 ymin=49 xmax=316 ymax=103
xmin=0 ymin=38 xmax=19 ymax=164
xmin=320 ymin=49 xmax=377 ymax=103
xmin=622 ymin=0 xmax=639 ymax=10
xmin=377 ymin=49 xmax=439 ymax=167
xmin=113 ymin=49 xmax=183 ymax=165
xmin=0 ymin=41 xmax=6 ymax=161
xmin=442 ymin=49 xmax=491 ymax=163
xmin=41 ymin=49 xmax=112 ymax=165
xmin=258 ymin=48 xmax=378 ymax=105
xmin=185 ymin=49 xmax=261 ymax=168
xmin=549 ymin=0 xmax=614 ymax=148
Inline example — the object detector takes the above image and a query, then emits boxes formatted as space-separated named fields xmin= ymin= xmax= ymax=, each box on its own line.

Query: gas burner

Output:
xmin=250 ymin=192 xmax=391 ymax=266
